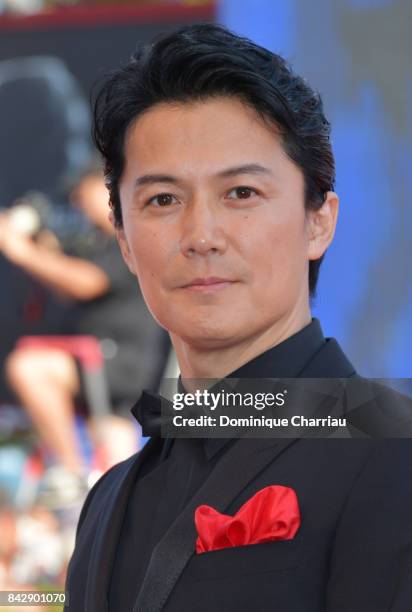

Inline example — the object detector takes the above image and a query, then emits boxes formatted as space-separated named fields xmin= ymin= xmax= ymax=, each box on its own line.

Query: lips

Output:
xmin=180 ymin=277 xmax=235 ymax=292
xmin=183 ymin=277 xmax=233 ymax=287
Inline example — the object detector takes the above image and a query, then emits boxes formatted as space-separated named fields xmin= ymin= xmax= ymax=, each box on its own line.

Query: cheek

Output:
xmin=127 ymin=228 xmax=171 ymax=291
xmin=248 ymin=214 xmax=307 ymax=287
xmin=125 ymin=234 xmax=169 ymax=326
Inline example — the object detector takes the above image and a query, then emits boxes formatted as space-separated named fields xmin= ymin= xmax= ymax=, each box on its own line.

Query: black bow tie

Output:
xmin=130 ymin=387 xmax=220 ymax=438
xmin=131 ymin=390 xmax=172 ymax=437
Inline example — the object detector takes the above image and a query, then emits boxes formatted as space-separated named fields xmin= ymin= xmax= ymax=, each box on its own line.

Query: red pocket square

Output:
xmin=195 ymin=485 xmax=300 ymax=554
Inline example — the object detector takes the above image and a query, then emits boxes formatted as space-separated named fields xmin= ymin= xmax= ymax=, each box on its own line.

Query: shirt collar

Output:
xmin=164 ymin=318 xmax=326 ymax=462
xmin=225 ymin=317 xmax=325 ymax=380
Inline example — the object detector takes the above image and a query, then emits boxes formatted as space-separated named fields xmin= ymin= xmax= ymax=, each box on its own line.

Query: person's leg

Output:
xmin=6 ymin=347 xmax=85 ymax=475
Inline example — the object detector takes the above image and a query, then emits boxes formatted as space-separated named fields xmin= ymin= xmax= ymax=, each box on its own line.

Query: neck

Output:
xmin=171 ymin=306 xmax=312 ymax=389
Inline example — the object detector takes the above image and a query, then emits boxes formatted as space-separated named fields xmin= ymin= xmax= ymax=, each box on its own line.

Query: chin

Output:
xmin=175 ymin=321 xmax=247 ymax=349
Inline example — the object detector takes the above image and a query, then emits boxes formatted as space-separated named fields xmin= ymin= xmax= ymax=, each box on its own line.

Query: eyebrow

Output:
xmin=134 ymin=163 xmax=273 ymax=189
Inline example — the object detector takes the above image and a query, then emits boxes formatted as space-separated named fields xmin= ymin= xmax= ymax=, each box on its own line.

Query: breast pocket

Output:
xmin=184 ymin=537 xmax=301 ymax=582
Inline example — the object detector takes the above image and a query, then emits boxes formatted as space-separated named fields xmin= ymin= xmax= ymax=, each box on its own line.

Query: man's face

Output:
xmin=118 ymin=97 xmax=319 ymax=349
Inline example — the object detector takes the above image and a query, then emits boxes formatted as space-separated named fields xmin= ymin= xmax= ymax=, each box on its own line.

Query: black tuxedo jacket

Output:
xmin=65 ymin=338 xmax=412 ymax=611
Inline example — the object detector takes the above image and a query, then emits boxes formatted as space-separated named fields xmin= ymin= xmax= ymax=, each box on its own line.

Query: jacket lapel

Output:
xmin=84 ymin=436 xmax=160 ymax=612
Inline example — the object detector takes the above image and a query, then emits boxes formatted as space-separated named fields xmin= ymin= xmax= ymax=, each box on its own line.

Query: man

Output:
xmin=65 ymin=24 xmax=412 ymax=611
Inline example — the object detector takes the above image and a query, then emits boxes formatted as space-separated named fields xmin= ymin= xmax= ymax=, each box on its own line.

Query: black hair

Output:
xmin=93 ymin=23 xmax=335 ymax=297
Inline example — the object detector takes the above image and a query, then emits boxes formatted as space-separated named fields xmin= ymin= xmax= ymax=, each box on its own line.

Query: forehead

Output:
xmin=123 ymin=97 xmax=289 ymax=175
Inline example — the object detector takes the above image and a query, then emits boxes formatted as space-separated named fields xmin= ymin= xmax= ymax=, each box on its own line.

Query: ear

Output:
xmin=306 ymin=191 xmax=339 ymax=261
xmin=113 ymin=222 xmax=136 ymax=276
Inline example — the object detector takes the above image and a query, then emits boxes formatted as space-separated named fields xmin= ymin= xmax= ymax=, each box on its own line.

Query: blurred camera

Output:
xmin=1 ymin=191 xmax=95 ymax=253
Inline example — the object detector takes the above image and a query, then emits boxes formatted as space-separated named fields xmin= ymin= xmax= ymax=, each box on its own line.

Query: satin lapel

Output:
xmin=85 ymin=436 xmax=160 ymax=612
xmin=133 ymin=435 xmax=299 ymax=612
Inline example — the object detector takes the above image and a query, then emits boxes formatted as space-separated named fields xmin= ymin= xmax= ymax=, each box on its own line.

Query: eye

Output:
xmin=227 ymin=186 xmax=259 ymax=200
xmin=147 ymin=193 xmax=178 ymax=207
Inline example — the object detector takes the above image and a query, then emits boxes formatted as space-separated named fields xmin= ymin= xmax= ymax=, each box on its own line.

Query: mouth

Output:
xmin=181 ymin=277 xmax=236 ymax=292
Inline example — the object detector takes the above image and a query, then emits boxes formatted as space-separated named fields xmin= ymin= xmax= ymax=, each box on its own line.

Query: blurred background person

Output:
xmin=1 ymin=166 xmax=169 ymax=503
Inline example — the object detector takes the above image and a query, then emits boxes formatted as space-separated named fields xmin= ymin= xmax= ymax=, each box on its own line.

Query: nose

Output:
xmin=179 ymin=198 xmax=227 ymax=258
